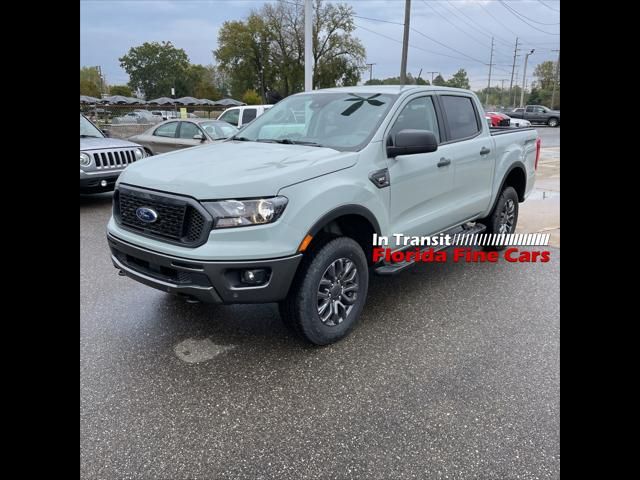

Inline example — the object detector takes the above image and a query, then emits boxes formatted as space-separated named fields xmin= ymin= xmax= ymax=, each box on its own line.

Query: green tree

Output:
xmin=80 ymin=67 xmax=103 ymax=96
xmin=533 ymin=61 xmax=556 ymax=91
xmin=432 ymin=74 xmax=446 ymax=86
xmin=119 ymin=41 xmax=191 ymax=99
xmin=446 ymin=69 xmax=470 ymax=89
xmin=186 ymin=65 xmax=221 ymax=100
xmin=364 ymin=73 xmax=428 ymax=86
xmin=242 ymin=89 xmax=262 ymax=105
xmin=215 ymin=0 xmax=365 ymax=99
xmin=109 ymin=85 xmax=132 ymax=96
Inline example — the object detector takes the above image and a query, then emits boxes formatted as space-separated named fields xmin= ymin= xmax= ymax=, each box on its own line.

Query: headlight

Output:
xmin=80 ymin=152 xmax=91 ymax=167
xmin=202 ymin=196 xmax=288 ymax=228
xmin=134 ymin=148 xmax=145 ymax=160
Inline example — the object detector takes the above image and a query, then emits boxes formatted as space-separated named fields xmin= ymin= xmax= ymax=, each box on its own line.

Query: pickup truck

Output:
xmin=508 ymin=105 xmax=560 ymax=127
xmin=80 ymin=114 xmax=147 ymax=193
xmin=107 ymin=86 xmax=540 ymax=345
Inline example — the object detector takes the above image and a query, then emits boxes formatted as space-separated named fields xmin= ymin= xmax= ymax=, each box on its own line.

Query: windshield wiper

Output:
xmin=80 ymin=134 xmax=101 ymax=138
xmin=265 ymin=138 xmax=325 ymax=147
xmin=232 ymin=136 xmax=253 ymax=142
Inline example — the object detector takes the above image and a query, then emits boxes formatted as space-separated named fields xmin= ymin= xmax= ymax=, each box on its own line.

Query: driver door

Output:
xmin=386 ymin=95 xmax=455 ymax=242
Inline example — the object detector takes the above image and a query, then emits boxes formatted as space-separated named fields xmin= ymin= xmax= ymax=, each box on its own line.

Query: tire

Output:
xmin=547 ymin=117 xmax=559 ymax=127
xmin=478 ymin=186 xmax=519 ymax=251
xmin=279 ymin=237 xmax=369 ymax=345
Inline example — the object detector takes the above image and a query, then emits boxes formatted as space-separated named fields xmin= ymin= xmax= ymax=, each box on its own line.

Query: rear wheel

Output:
xmin=478 ymin=186 xmax=519 ymax=251
xmin=279 ymin=237 xmax=369 ymax=345
xmin=547 ymin=117 xmax=559 ymax=127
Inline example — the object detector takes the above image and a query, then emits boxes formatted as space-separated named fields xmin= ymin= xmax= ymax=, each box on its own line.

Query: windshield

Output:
xmin=233 ymin=92 xmax=398 ymax=151
xmin=201 ymin=121 xmax=237 ymax=140
xmin=80 ymin=114 xmax=104 ymax=138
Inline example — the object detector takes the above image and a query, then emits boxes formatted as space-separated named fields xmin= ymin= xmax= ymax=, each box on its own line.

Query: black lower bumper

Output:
xmin=107 ymin=233 xmax=302 ymax=304
xmin=80 ymin=174 xmax=120 ymax=192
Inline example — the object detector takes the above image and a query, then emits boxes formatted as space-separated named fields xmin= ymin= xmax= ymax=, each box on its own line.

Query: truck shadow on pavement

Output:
xmin=80 ymin=192 xmax=113 ymax=208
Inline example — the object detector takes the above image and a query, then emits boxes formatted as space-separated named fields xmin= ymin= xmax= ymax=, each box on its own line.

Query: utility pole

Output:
xmin=426 ymin=71 xmax=439 ymax=85
xmin=366 ymin=63 xmax=376 ymax=82
xmin=400 ymin=0 xmax=411 ymax=84
xmin=550 ymin=49 xmax=560 ymax=110
xmin=508 ymin=37 xmax=519 ymax=108
xmin=500 ymin=79 xmax=506 ymax=106
xmin=520 ymin=49 xmax=535 ymax=108
xmin=485 ymin=37 xmax=494 ymax=106
xmin=304 ymin=0 xmax=313 ymax=91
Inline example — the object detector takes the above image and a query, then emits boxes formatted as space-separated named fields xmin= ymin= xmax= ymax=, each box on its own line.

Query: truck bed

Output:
xmin=489 ymin=126 xmax=537 ymax=136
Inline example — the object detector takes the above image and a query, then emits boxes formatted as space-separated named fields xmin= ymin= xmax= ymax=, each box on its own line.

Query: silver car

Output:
xmin=128 ymin=118 xmax=238 ymax=155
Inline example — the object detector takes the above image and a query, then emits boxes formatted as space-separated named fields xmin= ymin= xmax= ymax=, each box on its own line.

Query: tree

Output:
xmin=80 ymin=67 xmax=102 ymax=96
xmin=432 ymin=74 xmax=446 ymax=86
xmin=242 ymin=89 xmax=262 ymax=105
xmin=215 ymin=0 xmax=365 ymax=98
xmin=446 ymin=69 xmax=470 ymax=89
xmin=119 ymin=41 xmax=190 ymax=99
xmin=109 ymin=85 xmax=132 ymax=97
xmin=185 ymin=65 xmax=221 ymax=100
xmin=363 ymin=73 xmax=429 ymax=86
xmin=533 ymin=61 xmax=556 ymax=91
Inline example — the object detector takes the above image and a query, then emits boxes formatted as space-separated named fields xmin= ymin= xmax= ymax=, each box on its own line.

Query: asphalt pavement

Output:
xmin=81 ymin=126 xmax=560 ymax=479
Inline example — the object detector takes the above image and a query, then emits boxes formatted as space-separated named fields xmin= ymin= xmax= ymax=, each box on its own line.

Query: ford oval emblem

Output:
xmin=136 ymin=207 xmax=158 ymax=223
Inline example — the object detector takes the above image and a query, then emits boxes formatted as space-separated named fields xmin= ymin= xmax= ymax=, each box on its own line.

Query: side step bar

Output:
xmin=373 ymin=223 xmax=487 ymax=276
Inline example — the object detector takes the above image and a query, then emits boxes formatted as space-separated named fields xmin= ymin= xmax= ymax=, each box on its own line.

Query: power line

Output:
xmin=443 ymin=0 xmax=514 ymax=48
xmin=352 ymin=14 xmax=404 ymax=26
xmin=410 ymin=27 xmax=488 ymax=65
xmin=498 ymin=1 xmax=560 ymax=35
xmin=499 ymin=1 xmax=559 ymax=26
xmin=420 ymin=0 xmax=488 ymax=49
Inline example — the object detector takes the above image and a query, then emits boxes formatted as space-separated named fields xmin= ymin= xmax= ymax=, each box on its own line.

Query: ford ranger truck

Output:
xmin=80 ymin=114 xmax=146 ymax=193
xmin=107 ymin=86 xmax=540 ymax=345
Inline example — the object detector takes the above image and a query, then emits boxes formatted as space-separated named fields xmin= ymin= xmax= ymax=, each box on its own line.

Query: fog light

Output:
xmin=100 ymin=180 xmax=108 ymax=187
xmin=241 ymin=269 xmax=267 ymax=285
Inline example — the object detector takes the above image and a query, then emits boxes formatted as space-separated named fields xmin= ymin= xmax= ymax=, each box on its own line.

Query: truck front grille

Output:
xmin=114 ymin=186 xmax=211 ymax=247
xmin=93 ymin=149 xmax=138 ymax=169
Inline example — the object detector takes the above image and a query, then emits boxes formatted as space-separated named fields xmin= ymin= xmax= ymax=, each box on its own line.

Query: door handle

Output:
xmin=437 ymin=157 xmax=451 ymax=167
xmin=480 ymin=147 xmax=491 ymax=155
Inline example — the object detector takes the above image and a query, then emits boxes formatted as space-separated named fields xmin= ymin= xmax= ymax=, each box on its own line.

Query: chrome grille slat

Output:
xmin=92 ymin=149 xmax=139 ymax=169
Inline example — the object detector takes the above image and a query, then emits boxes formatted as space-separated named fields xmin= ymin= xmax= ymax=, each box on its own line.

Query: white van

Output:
xmin=217 ymin=105 xmax=272 ymax=128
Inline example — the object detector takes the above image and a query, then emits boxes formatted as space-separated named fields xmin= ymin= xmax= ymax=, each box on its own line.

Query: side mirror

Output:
xmin=387 ymin=129 xmax=438 ymax=157
xmin=101 ymin=129 xmax=111 ymax=138
xmin=193 ymin=133 xmax=205 ymax=142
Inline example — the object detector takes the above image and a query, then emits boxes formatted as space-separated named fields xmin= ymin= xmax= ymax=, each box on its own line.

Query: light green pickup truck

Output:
xmin=107 ymin=85 xmax=540 ymax=345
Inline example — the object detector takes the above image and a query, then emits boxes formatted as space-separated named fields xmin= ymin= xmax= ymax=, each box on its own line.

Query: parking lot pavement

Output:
xmin=81 ymin=193 xmax=559 ymax=479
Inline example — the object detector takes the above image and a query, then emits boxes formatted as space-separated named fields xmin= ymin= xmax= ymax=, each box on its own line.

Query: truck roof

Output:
xmin=305 ymin=85 xmax=474 ymax=95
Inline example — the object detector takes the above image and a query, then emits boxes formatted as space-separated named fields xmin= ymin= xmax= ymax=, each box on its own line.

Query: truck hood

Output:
xmin=80 ymin=137 xmax=142 ymax=150
xmin=118 ymin=141 xmax=358 ymax=199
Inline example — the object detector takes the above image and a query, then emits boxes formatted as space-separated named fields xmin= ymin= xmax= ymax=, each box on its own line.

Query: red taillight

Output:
xmin=535 ymin=137 xmax=541 ymax=170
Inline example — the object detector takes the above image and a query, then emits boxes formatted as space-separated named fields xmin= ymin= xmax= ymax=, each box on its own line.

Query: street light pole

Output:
xmin=550 ymin=49 xmax=560 ymax=110
xmin=519 ymin=49 xmax=535 ymax=108
xmin=304 ymin=0 xmax=313 ymax=91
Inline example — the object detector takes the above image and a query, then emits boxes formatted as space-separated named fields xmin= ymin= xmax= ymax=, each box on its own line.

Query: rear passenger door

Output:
xmin=150 ymin=121 xmax=180 ymax=154
xmin=436 ymin=94 xmax=495 ymax=222
xmin=386 ymin=94 xmax=456 ymax=238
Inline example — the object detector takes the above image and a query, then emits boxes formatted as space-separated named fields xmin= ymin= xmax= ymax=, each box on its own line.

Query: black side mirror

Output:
xmin=101 ymin=129 xmax=111 ymax=138
xmin=193 ymin=133 xmax=205 ymax=142
xmin=387 ymin=129 xmax=438 ymax=157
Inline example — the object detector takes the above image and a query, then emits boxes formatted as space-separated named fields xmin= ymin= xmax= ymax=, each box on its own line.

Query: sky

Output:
xmin=80 ymin=0 xmax=560 ymax=91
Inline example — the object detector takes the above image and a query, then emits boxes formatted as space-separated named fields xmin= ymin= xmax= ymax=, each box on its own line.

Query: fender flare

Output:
xmin=307 ymin=204 xmax=381 ymax=237
xmin=490 ymin=161 xmax=527 ymax=214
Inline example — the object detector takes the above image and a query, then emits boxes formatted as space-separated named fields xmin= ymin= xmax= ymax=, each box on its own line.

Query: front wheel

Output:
xmin=279 ymin=237 xmax=369 ymax=345
xmin=547 ymin=117 xmax=559 ymax=127
xmin=478 ymin=186 xmax=519 ymax=251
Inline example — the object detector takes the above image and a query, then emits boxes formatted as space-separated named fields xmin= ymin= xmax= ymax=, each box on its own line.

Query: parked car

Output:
xmin=485 ymin=112 xmax=531 ymax=128
xmin=217 ymin=104 xmax=273 ymax=128
xmin=128 ymin=118 xmax=238 ymax=155
xmin=112 ymin=110 xmax=162 ymax=125
xmin=508 ymin=105 xmax=560 ymax=127
xmin=80 ymin=114 xmax=146 ymax=193
xmin=485 ymin=111 xmax=510 ymax=127
xmin=108 ymin=86 xmax=540 ymax=345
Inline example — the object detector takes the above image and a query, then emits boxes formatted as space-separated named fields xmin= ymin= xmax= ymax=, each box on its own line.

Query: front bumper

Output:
xmin=107 ymin=233 xmax=302 ymax=304
xmin=80 ymin=169 xmax=124 ymax=191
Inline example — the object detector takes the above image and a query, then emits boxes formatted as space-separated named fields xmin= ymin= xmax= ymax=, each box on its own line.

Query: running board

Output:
xmin=373 ymin=223 xmax=487 ymax=276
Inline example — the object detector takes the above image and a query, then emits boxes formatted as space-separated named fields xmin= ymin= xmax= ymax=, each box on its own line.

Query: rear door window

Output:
xmin=242 ymin=108 xmax=257 ymax=124
xmin=440 ymin=95 xmax=480 ymax=141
